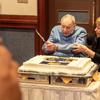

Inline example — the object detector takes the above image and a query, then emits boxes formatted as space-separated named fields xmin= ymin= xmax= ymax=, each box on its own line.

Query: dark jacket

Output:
xmin=87 ymin=33 xmax=100 ymax=64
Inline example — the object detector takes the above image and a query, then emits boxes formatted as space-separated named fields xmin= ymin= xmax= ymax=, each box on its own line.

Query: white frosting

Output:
xmin=19 ymin=55 xmax=95 ymax=75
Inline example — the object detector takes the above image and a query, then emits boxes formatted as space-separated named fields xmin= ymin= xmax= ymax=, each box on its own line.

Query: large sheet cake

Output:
xmin=19 ymin=55 xmax=98 ymax=77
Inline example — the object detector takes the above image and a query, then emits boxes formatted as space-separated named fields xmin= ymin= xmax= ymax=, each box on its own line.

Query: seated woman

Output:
xmin=72 ymin=17 xmax=100 ymax=65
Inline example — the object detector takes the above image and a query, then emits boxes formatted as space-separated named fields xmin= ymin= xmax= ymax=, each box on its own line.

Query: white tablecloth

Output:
xmin=20 ymin=81 xmax=100 ymax=100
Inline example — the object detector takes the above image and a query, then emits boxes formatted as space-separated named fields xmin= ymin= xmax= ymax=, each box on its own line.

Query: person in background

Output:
xmin=72 ymin=17 xmax=100 ymax=65
xmin=42 ymin=14 xmax=87 ymax=57
xmin=0 ymin=45 xmax=22 ymax=100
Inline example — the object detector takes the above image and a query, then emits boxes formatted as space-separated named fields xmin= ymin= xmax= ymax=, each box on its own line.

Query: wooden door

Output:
xmin=47 ymin=0 xmax=96 ymax=34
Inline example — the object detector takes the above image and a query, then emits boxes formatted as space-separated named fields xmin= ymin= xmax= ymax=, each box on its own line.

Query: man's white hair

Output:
xmin=61 ymin=14 xmax=76 ymax=24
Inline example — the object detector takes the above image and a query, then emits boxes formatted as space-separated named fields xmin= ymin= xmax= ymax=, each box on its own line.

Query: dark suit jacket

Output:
xmin=87 ymin=33 xmax=100 ymax=65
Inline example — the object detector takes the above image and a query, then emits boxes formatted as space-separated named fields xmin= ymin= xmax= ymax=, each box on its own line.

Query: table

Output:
xmin=20 ymin=81 xmax=100 ymax=100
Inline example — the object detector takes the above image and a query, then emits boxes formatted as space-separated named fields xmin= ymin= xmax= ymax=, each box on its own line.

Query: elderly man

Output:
xmin=42 ymin=14 xmax=87 ymax=57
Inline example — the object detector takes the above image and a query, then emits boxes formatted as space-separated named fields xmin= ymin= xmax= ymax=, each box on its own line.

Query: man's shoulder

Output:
xmin=74 ymin=26 xmax=87 ymax=36
xmin=52 ymin=25 xmax=61 ymax=29
xmin=52 ymin=25 xmax=61 ymax=32
xmin=75 ymin=26 xmax=86 ymax=31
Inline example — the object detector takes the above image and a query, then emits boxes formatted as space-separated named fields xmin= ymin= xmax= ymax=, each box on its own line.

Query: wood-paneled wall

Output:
xmin=0 ymin=15 xmax=37 ymax=29
xmin=0 ymin=15 xmax=40 ymax=56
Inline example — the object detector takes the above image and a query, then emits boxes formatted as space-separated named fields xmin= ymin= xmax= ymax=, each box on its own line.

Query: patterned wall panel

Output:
xmin=0 ymin=28 xmax=35 ymax=65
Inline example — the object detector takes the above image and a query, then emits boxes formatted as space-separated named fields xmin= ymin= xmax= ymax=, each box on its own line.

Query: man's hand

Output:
xmin=46 ymin=41 xmax=58 ymax=52
xmin=72 ymin=44 xmax=85 ymax=53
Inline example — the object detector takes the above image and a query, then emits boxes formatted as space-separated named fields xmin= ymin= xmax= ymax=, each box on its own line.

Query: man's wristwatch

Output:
xmin=54 ymin=45 xmax=58 ymax=51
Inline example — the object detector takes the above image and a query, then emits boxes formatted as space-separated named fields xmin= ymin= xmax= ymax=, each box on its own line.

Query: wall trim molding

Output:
xmin=0 ymin=14 xmax=37 ymax=29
